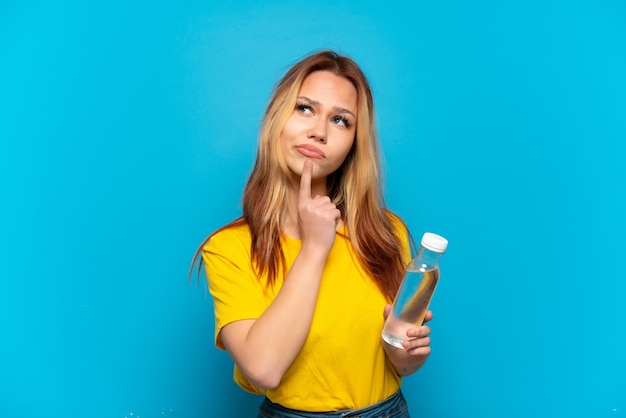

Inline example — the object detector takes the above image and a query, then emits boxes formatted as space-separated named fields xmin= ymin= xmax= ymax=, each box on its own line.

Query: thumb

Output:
xmin=382 ymin=304 xmax=392 ymax=320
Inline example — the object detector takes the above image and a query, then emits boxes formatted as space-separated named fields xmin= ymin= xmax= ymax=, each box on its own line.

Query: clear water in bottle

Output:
xmin=381 ymin=265 xmax=440 ymax=348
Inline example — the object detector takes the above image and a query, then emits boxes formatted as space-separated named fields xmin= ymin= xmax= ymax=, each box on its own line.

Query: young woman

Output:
xmin=193 ymin=50 xmax=433 ymax=417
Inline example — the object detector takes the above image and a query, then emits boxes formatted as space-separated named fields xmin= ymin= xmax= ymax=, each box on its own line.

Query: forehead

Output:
xmin=299 ymin=71 xmax=357 ymax=111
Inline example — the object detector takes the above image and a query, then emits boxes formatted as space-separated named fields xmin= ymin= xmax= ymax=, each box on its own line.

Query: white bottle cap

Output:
xmin=421 ymin=232 xmax=448 ymax=253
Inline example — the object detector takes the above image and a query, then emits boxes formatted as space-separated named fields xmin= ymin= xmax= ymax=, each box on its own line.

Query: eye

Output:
xmin=296 ymin=103 xmax=313 ymax=115
xmin=331 ymin=115 xmax=352 ymax=128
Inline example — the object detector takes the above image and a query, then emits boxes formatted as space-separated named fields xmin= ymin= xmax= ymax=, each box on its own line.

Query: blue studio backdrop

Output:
xmin=1 ymin=1 xmax=625 ymax=417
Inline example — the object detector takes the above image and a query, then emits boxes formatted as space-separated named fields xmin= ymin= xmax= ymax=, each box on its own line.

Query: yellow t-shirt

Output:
xmin=202 ymin=218 xmax=411 ymax=412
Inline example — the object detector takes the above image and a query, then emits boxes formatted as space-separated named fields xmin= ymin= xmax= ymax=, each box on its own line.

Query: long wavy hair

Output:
xmin=191 ymin=50 xmax=410 ymax=301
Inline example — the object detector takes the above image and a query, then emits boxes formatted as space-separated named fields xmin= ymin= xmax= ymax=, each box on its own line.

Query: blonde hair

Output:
xmin=192 ymin=50 xmax=410 ymax=300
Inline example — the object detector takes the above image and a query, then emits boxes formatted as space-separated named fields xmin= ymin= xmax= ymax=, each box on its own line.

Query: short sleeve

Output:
xmin=202 ymin=226 xmax=268 ymax=349
xmin=388 ymin=212 xmax=412 ymax=266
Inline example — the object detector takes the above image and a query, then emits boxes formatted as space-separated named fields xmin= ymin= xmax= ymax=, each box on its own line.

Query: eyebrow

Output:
xmin=298 ymin=96 xmax=356 ymax=118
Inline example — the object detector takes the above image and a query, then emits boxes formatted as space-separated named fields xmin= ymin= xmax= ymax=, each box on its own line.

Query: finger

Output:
xmin=402 ymin=335 xmax=431 ymax=350
xmin=423 ymin=310 xmax=433 ymax=323
xmin=406 ymin=325 xmax=430 ymax=338
xmin=299 ymin=160 xmax=313 ymax=203
xmin=406 ymin=346 xmax=431 ymax=357
xmin=382 ymin=304 xmax=392 ymax=320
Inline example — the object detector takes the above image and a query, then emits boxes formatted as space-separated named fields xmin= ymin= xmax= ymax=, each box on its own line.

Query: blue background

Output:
xmin=1 ymin=0 xmax=624 ymax=417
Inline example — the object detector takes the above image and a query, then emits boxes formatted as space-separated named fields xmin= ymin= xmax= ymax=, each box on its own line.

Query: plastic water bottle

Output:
xmin=382 ymin=232 xmax=448 ymax=348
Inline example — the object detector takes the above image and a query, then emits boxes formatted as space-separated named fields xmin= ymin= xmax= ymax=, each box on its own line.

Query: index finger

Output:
xmin=299 ymin=160 xmax=312 ymax=203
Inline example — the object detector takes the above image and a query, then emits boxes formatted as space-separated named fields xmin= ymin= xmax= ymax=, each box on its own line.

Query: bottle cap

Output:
xmin=421 ymin=232 xmax=448 ymax=253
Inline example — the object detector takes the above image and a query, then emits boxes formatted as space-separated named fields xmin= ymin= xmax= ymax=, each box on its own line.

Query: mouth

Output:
xmin=295 ymin=144 xmax=325 ymax=159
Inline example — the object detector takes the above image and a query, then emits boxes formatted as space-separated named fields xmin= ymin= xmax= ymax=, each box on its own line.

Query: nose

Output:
xmin=307 ymin=118 xmax=327 ymax=143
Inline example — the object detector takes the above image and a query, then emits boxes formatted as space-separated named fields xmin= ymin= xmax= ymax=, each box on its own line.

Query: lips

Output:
xmin=295 ymin=144 xmax=325 ymax=159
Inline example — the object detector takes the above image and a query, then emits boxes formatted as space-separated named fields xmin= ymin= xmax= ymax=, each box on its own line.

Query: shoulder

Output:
xmin=384 ymin=210 xmax=413 ymax=260
xmin=203 ymin=220 xmax=252 ymax=255
xmin=385 ymin=210 xmax=408 ymax=236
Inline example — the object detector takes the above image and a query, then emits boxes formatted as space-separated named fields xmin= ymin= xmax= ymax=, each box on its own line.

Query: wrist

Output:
xmin=299 ymin=242 xmax=332 ymax=261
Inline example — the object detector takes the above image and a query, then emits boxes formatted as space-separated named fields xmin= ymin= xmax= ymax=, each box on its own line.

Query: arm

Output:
xmin=221 ymin=246 xmax=327 ymax=390
xmin=220 ymin=160 xmax=340 ymax=390
xmin=382 ymin=305 xmax=433 ymax=376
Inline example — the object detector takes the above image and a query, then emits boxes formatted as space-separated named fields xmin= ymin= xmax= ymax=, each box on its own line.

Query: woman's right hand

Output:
xmin=297 ymin=160 xmax=341 ymax=254
xmin=219 ymin=160 xmax=337 ymax=391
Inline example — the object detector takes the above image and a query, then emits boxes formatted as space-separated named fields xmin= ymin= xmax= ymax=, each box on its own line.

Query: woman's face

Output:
xmin=280 ymin=70 xmax=357 ymax=183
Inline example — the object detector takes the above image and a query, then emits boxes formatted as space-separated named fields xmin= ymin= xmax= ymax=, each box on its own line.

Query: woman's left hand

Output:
xmin=381 ymin=304 xmax=433 ymax=376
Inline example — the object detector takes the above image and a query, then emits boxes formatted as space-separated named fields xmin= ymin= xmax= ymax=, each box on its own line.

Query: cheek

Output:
xmin=281 ymin=115 xmax=300 ymax=138
xmin=339 ymin=134 xmax=356 ymax=159
xmin=278 ymin=119 xmax=301 ymax=168
xmin=329 ymin=137 xmax=355 ymax=171
xmin=279 ymin=121 xmax=294 ymax=149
